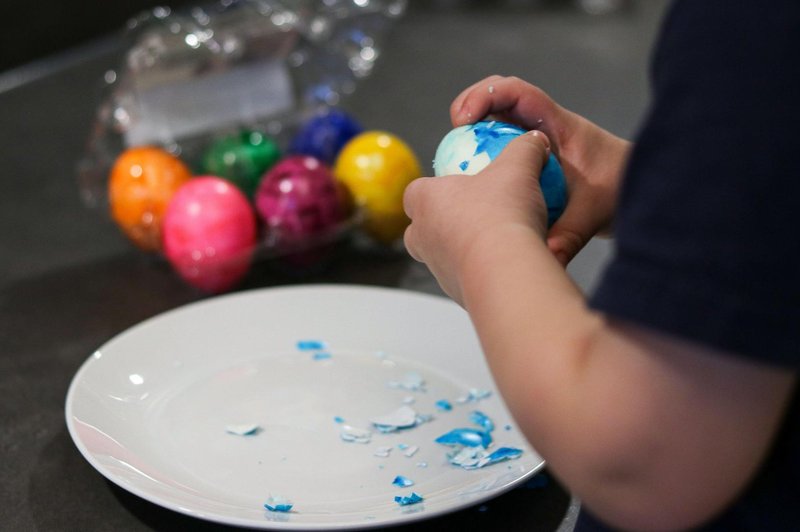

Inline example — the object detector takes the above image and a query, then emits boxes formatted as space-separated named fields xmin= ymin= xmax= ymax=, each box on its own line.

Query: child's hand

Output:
xmin=403 ymin=131 xmax=551 ymax=305
xmin=451 ymin=76 xmax=631 ymax=265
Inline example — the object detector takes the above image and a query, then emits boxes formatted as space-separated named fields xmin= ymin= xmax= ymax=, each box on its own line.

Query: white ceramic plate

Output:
xmin=66 ymin=284 xmax=544 ymax=529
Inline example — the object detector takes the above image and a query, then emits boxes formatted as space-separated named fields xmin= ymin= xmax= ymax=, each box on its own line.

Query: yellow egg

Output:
xmin=334 ymin=131 xmax=421 ymax=243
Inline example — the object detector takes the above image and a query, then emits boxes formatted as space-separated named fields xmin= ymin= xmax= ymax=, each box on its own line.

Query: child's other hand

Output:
xmin=451 ymin=76 xmax=631 ymax=265
xmin=403 ymin=131 xmax=551 ymax=305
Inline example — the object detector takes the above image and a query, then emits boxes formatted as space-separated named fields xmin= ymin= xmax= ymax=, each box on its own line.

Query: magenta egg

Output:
xmin=254 ymin=155 xmax=349 ymax=247
xmin=162 ymin=176 xmax=257 ymax=293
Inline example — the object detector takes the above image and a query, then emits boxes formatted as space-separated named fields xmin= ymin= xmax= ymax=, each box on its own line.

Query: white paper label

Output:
xmin=125 ymin=59 xmax=294 ymax=146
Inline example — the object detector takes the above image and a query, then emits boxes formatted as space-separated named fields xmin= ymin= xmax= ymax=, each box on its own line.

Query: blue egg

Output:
xmin=433 ymin=120 xmax=567 ymax=226
xmin=288 ymin=108 xmax=363 ymax=165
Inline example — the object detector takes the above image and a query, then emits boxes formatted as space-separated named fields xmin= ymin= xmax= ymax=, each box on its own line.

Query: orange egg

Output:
xmin=108 ymin=146 xmax=192 ymax=251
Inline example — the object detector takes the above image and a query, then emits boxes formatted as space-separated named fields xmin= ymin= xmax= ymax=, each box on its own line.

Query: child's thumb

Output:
xmin=488 ymin=130 xmax=551 ymax=183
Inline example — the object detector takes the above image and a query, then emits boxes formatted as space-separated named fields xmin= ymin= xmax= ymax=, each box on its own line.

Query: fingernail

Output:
xmin=529 ymin=130 xmax=551 ymax=153
xmin=457 ymin=105 xmax=473 ymax=125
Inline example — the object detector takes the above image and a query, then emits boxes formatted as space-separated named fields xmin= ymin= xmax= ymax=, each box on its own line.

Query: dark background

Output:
xmin=0 ymin=0 xmax=598 ymax=72
xmin=0 ymin=1 xmax=189 ymax=71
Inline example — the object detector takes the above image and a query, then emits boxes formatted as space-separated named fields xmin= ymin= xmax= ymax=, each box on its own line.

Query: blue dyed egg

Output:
xmin=288 ymin=108 xmax=363 ymax=165
xmin=433 ymin=120 xmax=567 ymax=226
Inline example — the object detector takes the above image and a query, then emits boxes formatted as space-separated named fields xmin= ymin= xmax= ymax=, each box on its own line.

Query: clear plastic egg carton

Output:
xmin=76 ymin=0 xmax=411 ymax=292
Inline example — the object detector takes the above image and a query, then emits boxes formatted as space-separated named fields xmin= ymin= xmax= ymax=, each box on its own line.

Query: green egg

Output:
xmin=202 ymin=130 xmax=281 ymax=197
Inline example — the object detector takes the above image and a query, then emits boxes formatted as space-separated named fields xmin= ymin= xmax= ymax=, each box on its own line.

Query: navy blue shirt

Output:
xmin=586 ymin=0 xmax=800 ymax=529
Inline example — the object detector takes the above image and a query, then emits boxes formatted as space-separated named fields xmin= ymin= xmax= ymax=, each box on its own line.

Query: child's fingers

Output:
xmin=451 ymin=76 xmax=556 ymax=131
xmin=545 ymin=187 xmax=610 ymax=265
xmin=402 ymin=176 xmax=424 ymax=220
xmin=402 ymin=179 xmax=425 ymax=262
xmin=449 ymin=75 xmax=505 ymax=125
xmin=547 ymin=226 xmax=588 ymax=266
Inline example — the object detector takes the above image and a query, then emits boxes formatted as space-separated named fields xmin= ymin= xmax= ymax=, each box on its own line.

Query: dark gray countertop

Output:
xmin=0 ymin=2 xmax=666 ymax=530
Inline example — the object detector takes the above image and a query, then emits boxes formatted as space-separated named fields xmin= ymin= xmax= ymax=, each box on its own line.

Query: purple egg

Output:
xmin=254 ymin=155 xmax=349 ymax=247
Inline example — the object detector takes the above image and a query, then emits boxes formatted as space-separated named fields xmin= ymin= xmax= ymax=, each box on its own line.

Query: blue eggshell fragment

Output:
xmin=371 ymin=405 xmax=425 ymax=433
xmin=340 ymin=424 xmax=372 ymax=443
xmin=435 ymin=427 xmax=492 ymax=448
xmin=225 ymin=423 xmax=261 ymax=436
xmin=264 ymin=495 xmax=293 ymax=512
xmin=289 ymin=108 xmax=363 ymax=165
xmin=394 ymin=492 xmax=424 ymax=506
xmin=392 ymin=475 xmax=415 ymax=487
xmin=469 ymin=410 xmax=495 ymax=433
xmin=297 ymin=340 xmax=326 ymax=351
xmin=456 ymin=388 xmax=492 ymax=404
xmin=447 ymin=447 xmax=482 ymax=469
xmin=446 ymin=446 xmax=523 ymax=470
xmin=435 ymin=411 xmax=524 ymax=469
xmin=374 ymin=446 xmax=393 ymax=458
xmin=435 ymin=399 xmax=453 ymax=411
xmin=482 ymin=446 xmax=523 ymax=465
xmin=403 ymin=445 xmax=419 ymax=457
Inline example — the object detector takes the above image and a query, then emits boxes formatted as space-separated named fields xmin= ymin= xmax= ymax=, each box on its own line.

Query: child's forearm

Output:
xmin=459 ymin=223 xmax=597 ymax=459
xmin=457 ymin=224 xmax=794 ymax=530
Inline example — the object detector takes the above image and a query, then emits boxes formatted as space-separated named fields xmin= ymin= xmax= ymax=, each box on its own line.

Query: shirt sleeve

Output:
xmin=589 ymin=0 xmax=800 ymax=367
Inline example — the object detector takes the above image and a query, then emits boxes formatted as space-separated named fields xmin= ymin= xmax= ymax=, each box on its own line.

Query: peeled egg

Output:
xmin=334 ymin=131 xmax=422 ymax=243
xmin=162 ymin=177 xmax=257 ymax=293
xmin=109 ymin=146 xmax=192 ymax=251
xmin=433 ymin=120 xmax=567 ymax=226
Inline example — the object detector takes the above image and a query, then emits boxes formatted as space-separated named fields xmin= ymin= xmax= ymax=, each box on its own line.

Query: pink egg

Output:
xmin=254 ymin=155 xmax=349 ymax=246
xmin=163 ymin=176 xmax=257 ymax=293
